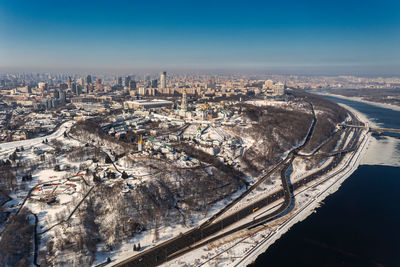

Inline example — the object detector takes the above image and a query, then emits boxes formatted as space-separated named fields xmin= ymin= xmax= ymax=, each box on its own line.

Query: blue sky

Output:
xmin=0 ymin=0 xmax=399 ymax=74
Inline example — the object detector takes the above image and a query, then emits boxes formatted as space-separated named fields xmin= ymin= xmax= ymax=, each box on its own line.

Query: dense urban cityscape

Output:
xmin=1 ymin=68 xmax=398 ymax=266
xmin=1 ymin=0 xmax=400 ymax=266
xmin=1 ymin=71 xmax=400 ymax=142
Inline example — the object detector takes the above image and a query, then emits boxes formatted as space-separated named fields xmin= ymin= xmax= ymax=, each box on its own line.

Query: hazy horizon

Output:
xmin=1 ymin=0 xmax=399 ymax=75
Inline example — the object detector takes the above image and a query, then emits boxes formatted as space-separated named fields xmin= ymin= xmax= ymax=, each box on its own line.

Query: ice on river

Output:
xmin=361 ymin=136 xmax=400 ymax=167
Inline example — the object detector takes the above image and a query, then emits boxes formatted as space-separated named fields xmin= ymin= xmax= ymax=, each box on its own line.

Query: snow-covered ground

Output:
xmin=338 ymin=103 xmax=400 ymax=167
xmin=163 ymin=107 xmax=371 ymax=267
xmin=337 ymin=103 xmax=380 ymax=128
xmin=231 ymin=129 xmax=371 ymax=267
xmin=214 ymin=171 xmax=282 ymax=222
xmin=245 ymin=99 xmax=311 ymax=114
xmin=291 ymin=157 xmax=333 ymax=184
xmin=0 ymin=121 xmax=74 ymax=155
xmin=3 ymin=101 xmax=394 ymax=266
xmin=246 ymin=99 xmax=284 ymax=107
xmin=7 ymin=118 xmax=250 ymax=266
xmin=201 ymin=126 xmax=232 ymax=142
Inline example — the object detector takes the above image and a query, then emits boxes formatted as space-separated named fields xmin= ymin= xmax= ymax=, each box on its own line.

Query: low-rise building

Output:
xmin=124 ymin=99 xmax=173 ymax=110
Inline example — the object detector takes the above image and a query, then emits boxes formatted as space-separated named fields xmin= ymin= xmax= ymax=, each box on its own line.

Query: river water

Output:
xmin=250 ymin=96 xmax=400 ymax=267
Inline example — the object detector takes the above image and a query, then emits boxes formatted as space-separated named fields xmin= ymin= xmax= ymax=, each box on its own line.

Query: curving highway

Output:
xmin=114 ymin=102 xmax=320 ymax=267
xmin=114 ymin=104 xmax=364 ymax=267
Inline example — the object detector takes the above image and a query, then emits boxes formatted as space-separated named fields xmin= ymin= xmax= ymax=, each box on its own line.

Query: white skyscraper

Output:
xmin=181 ymin=88 xmax=187 ymax=111
xmin=160 ymin=71 xmax=167 ymax=89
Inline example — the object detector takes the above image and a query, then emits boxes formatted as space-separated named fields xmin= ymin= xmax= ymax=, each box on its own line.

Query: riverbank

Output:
xmin=240 ymin=100 xmax=400 ymax=266
xmin=317 ymin=92 xmax=400 ymax=112
xmin=246 ymin=96 xmax=400 ymax=266
xmin=236 ymin=124 xmax=370 ymax=266
xmin=338 ymin=103 xmax=379 ymax=128
xmin=163 ymin=105 xmax=371 ymax=267
xmin=337 ymin=102 xmax=400 ymax=167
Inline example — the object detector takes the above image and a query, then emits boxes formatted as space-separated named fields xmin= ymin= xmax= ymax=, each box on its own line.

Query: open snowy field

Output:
xmin=0 ymin=121 xmax=74 ymax=155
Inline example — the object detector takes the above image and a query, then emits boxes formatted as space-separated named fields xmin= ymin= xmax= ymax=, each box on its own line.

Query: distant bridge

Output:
xmin=341 ymin=124 xmax=400 ymax=134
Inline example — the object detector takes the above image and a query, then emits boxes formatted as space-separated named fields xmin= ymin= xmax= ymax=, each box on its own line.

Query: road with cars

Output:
xmin=115 ymin=105 xmax=364 ymax=267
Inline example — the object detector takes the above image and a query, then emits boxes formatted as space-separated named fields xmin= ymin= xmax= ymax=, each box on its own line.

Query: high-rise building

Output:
xmin=117 ymin=77 xmax=123 ymax=87
xmin=138 ymin=87 xmax=146 ymax=95
xmin=181 ymin=88 xmax=187 ymax=111
xmin=67 ymin=76 xmax=72 ymax=88
xmin=58 ymin=83 xmax=68 ymax=90
xmin=150 ymin=88 xmax=157 ymax=96
xmin=60 ymin=91 xmax=67 ymax=102
xmin=38 ymin=82 xmax=48 ymax=91
xmin=273 ymin=82 xmax=285 ymax=96
xmin=264 ymin=80 xmax=274 ymax=89
xmin=77 ymin=84 xmax=83 ymax=95
xmin=160 ymin=71 xmax=167 ymax=89
xmin=71 ymin=83 xmax=77 ymax=94
xmin=124 ymin=76 xmax=131 ymax=87
xmin=129 ymin=80 xmax=137 ymax=90
xmin=88 ymin=84 xmax=94 ymax=93
xmin=96 ymin=78 xmax=103 ymax=91
xmin=151 ymin=79 xmax=158 ymax=88
xmin=77 ymin=77 xmax=85 ymax=86
xmin=45 ymin=99 xmax=52 ymax=109
xmin=86 ymin=75 xmax=92 ymax=84
xmin=145 ymin=80 xmax=151 ymax=88
xmin=207 ymin=77 xmax=216 ymax=90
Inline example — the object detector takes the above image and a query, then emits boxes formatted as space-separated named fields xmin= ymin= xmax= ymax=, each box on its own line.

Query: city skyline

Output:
xmin=1 ymin=2 xmax=400 ymax=265
xmin=0 ymin=0 xmax=399 ymax=75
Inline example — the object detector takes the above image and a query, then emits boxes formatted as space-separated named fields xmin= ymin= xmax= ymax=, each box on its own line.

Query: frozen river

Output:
xmin=250 ymin=95 xmax=400 ymax=266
